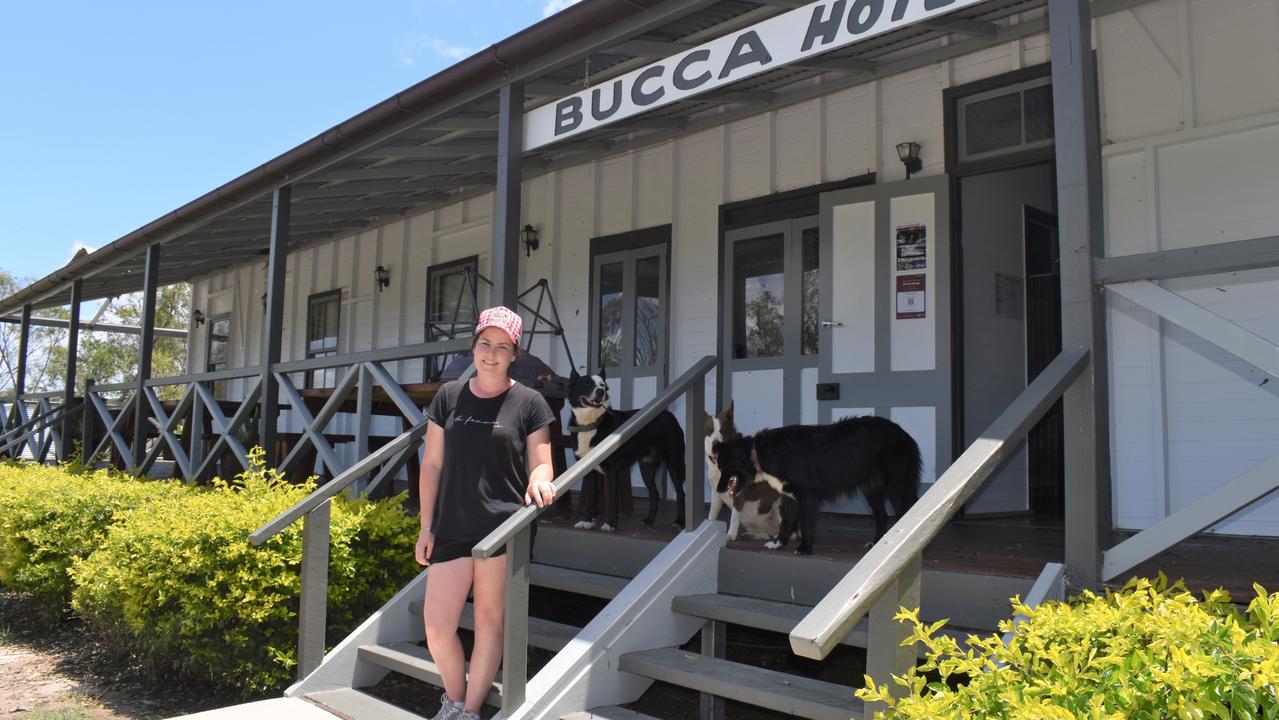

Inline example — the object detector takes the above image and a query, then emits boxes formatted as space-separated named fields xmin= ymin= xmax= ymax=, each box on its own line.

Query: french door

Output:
xmin=590 ymin=244 xmax=669 ymax=410
xmin=722 ymin=217 xmax=821 ymax=433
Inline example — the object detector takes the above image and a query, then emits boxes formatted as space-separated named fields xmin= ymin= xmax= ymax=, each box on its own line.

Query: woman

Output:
xmin=414 ymin=306 xmax=557 ymax=720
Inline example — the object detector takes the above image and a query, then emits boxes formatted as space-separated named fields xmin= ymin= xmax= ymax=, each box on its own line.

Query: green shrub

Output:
xmin=69 ymin=448 xmax=421 ymax=693
xmin=859 ymin=576 xmax=1279 ymax=719
xmin=0 ymin=462 xmax=186 ymax=617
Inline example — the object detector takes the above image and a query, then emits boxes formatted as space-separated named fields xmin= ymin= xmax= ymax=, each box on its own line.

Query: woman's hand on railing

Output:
xmin=415 ymin=528 xmax=434 ymax=567
xmin=525 ymin=479 xmax=556 ymax=508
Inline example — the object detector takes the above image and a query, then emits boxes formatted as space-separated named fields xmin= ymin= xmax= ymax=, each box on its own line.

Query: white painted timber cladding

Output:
xmin=186 ymin=0 xmax=1279 ymax=533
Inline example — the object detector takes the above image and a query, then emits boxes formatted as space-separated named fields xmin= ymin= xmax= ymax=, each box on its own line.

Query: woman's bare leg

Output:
xmin=423 ymin=558 xmax=474 ymax=704
xmin=463 ymin=554 xmax=508 ymax=713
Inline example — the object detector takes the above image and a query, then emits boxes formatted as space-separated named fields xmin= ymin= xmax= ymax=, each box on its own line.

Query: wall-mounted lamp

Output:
xmin=193 ymin=309 xmax=206 ymax=327
xmin=897 ymin=141 xmax=923 ymax=179
xmin=374 ymin=265 xmax=391 ymax=292
xmin=521 ymin=224 xmax=540 ymax=258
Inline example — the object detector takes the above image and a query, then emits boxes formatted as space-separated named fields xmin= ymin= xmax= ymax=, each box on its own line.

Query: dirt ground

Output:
xmin=0 ymin=594 xmax=268 ymax=720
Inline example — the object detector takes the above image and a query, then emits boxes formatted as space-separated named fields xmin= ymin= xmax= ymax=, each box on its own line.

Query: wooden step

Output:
xmin=357 ymin=643 xmax=502 ymax=708
xmin=672 ymin=593 xmax=870 ymax=647
xmin=304 ymin=688 xmax=427 ymax=720
xmin=673 ymin=592 xmax=975 ymax=651
xmin=406 ymin=601 xmax=581 ymax=651
xmin=618 ymin=648 xmax=863 ymax=720
xmin=561 ymin=706 xmax=663 ymax=720
xmin=529 ymin=563 xmax=630 ymax=599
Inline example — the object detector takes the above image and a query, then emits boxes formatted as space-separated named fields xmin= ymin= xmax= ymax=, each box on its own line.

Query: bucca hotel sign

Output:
xmin=524 ymin=0 xmax=985 ymax=150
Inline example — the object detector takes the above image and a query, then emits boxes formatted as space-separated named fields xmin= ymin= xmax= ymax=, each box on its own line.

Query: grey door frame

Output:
xmin=817 ymin=174 xmax=952 ymax=472
xmin=722 ymin=215 xmax=820 ymax=427
xmin=589 ymin=243 xmax=670 ymax=410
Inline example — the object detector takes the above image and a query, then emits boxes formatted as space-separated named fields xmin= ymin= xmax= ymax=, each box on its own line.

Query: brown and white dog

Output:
xmin=704 ymin=401 xmax=785 ymax=541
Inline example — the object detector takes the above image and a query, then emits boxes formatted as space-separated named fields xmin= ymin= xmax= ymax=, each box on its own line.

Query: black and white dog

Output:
xmin=712 ymin=415 xmax=921 ymax=555
xmin=567 ymin=369 xmax=686 ymax=532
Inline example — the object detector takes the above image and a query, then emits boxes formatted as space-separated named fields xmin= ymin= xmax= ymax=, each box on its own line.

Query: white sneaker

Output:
xmin=429 ymin=693 xmax=463 ymax=720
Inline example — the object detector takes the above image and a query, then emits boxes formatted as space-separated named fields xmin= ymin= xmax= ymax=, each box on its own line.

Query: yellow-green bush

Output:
xmin=860 ymin=576 xmax=1279 ymax=720
xmin=0 ymin=462 xmax=187 ymax=616
xmin=69 ymin=448 xmax=421 ymax=693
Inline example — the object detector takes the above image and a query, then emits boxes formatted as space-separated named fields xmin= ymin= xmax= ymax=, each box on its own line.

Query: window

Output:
xmin=425 ymin=256 xmax=479 ymax=379
xmin=732 ymin=234 xmax=786 ymax=359
xmin=956 ymin=76 xmax=1054 ymax=163
xmin=206 ymin=313 xmax=231 ymax=400
xmin=306 ymin=290 xmax=341 ymax=389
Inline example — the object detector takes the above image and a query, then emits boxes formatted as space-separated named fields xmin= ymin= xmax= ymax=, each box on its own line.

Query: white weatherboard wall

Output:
xmin=186 ymin=0 xmax=1279 ymax=533
xmin=1100 ymin=0 xmax=1279 ymax=535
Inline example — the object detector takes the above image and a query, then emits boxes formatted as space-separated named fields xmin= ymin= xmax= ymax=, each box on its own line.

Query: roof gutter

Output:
xmin=0 ymin=0 xmax=660 ymax=316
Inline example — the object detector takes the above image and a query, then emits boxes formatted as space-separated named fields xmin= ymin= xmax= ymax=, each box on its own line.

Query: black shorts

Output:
xmin=427 ymin=522 xmax=536 ymax=565
xmin=428 ymin=535 xmax=505 ymax=564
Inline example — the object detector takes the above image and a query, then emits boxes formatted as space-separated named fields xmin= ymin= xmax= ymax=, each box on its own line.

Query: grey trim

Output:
xmin=261 ymin=185 xmax=291 ymax=466
xmin=818 ymin=175 xmax=952 ymax=477
xmin=494 ymin=82 xmax=524 ymax=310
xmin=133 ymin=245 xmax=161 ymax=469
xmin=1095 ymin=234 xmax=1279 ymax=285
xmin=60 ymin=280 xmax=81 ymax=463
xmin=1049 ymin=0 xmax=1111 ymax=593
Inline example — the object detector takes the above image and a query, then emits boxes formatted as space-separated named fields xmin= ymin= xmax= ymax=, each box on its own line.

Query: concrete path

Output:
xmin=167 ymin=697 xmax=336 ymax=719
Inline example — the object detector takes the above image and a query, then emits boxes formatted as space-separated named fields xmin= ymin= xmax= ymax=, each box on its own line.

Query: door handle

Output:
xmin=820 ymin=320 xmax=843 ymax=328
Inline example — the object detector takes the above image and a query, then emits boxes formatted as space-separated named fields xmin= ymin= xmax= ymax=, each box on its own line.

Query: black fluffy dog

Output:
xmin=713 ymin=415 xmax=920 ymax=554
xmin=567 ymin=369 xmax=686 ymax=532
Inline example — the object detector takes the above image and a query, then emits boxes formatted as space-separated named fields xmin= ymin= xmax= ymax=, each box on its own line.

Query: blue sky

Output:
xmin=0 ymin=0 xmax=582 ymax=286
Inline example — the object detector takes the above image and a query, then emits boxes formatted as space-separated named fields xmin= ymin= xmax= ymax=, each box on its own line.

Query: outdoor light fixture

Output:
xmin=897 ymin=141 xmax=922 ymax=179
xmin=193 ymin=309 xmax=206 ymax=327
xmin=521 ymin=224 xmax=540 ymax=258
xmin=374 ymin=265 xmax=391 ymax=292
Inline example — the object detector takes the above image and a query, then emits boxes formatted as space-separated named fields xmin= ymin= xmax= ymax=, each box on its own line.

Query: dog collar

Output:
xmin=568 ymin=420 xmax=600 ymax=433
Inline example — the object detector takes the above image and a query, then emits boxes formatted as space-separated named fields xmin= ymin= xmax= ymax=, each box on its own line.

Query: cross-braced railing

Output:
xmin=0 ymin=392 xmax=82 ymax=463
xmin=81 ymin=337 xmax=470 ymax=483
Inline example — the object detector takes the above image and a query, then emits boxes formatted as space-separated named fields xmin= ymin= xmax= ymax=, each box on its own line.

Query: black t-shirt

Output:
xmin=425 ymin=378 xmax=557 ymax=541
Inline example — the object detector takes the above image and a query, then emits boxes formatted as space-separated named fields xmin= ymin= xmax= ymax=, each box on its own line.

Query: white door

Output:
xmin=818 ymin=175 xmax=952 ymax=511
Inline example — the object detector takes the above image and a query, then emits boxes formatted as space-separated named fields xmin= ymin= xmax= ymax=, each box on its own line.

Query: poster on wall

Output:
xmin=896 ymin=224 xmax=927 ymax=271
xmin=896 ymin=274 xmax=926 ymax=319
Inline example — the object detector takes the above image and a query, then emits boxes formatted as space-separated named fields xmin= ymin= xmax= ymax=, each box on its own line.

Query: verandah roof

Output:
xmin=0 ymin=0 xmax=1086 ymax=316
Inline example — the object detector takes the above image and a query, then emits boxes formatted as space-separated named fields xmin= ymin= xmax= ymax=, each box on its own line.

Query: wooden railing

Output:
xmin=80 ymin=337 xmax=470 ymax=483
xmin=249 ymin=422 xmax=430 ymax=677
xmin=0 ymin=393 xmax=82 ymax=463
xmin=472 ymin=354 xmax=715 ymax=716
xmin=788 ymin=347 xmax=1089 ymax=716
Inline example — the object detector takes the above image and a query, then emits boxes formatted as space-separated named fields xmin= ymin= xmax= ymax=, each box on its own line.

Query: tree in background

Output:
xmin=1 ymin=268 xmax=189 ymax=401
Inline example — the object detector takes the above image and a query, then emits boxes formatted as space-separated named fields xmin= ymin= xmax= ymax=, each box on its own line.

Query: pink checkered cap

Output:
xmin=475 ymin=306 xmax=523 ymax=347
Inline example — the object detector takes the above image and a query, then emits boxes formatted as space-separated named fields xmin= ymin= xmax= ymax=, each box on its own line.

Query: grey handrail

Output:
xmin=472 ymin=354 xmax=716 ymax=559
xmin=248 ymin=420 xmax=429 ymax=545
xmin=789 ymin=345 xmax=1090 ymax=660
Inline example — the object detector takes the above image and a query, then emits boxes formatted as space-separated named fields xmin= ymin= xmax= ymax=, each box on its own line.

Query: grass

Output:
xmin=23 ymin=710 xmax=98 ymax=720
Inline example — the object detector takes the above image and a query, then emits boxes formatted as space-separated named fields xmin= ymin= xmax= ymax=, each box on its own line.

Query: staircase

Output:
xmin=288 ymin=525 xmax=1028 ymax=720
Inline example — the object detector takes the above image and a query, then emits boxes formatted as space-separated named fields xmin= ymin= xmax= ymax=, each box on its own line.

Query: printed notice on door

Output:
xmin=896 ymin=224 xmax=927 ymax=271
xmin=896 ymin=274 xmax=926 ymax=319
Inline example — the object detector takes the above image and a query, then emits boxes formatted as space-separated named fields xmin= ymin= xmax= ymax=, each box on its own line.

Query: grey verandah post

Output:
xmin=493 ymin=81 xmax=524 ymax=310
xmin=261 ymin=185 xmax=291 ymax=468
xmin=81 ymin=378 xmax=96 ymax=466
xmin=1049 ymin=0 xmax=1111 ymax=592
xmin=9 ymin=304 xmax=31 ymax=459
xmin=60 ymin=280 xmax=82 ymax=463
xmin=132 ymin=246 xmax=161 ymax=470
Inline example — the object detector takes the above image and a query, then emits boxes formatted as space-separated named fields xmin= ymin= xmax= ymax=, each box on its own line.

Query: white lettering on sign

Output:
xmin=525 ymin=0 xmax=985 ymax=150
